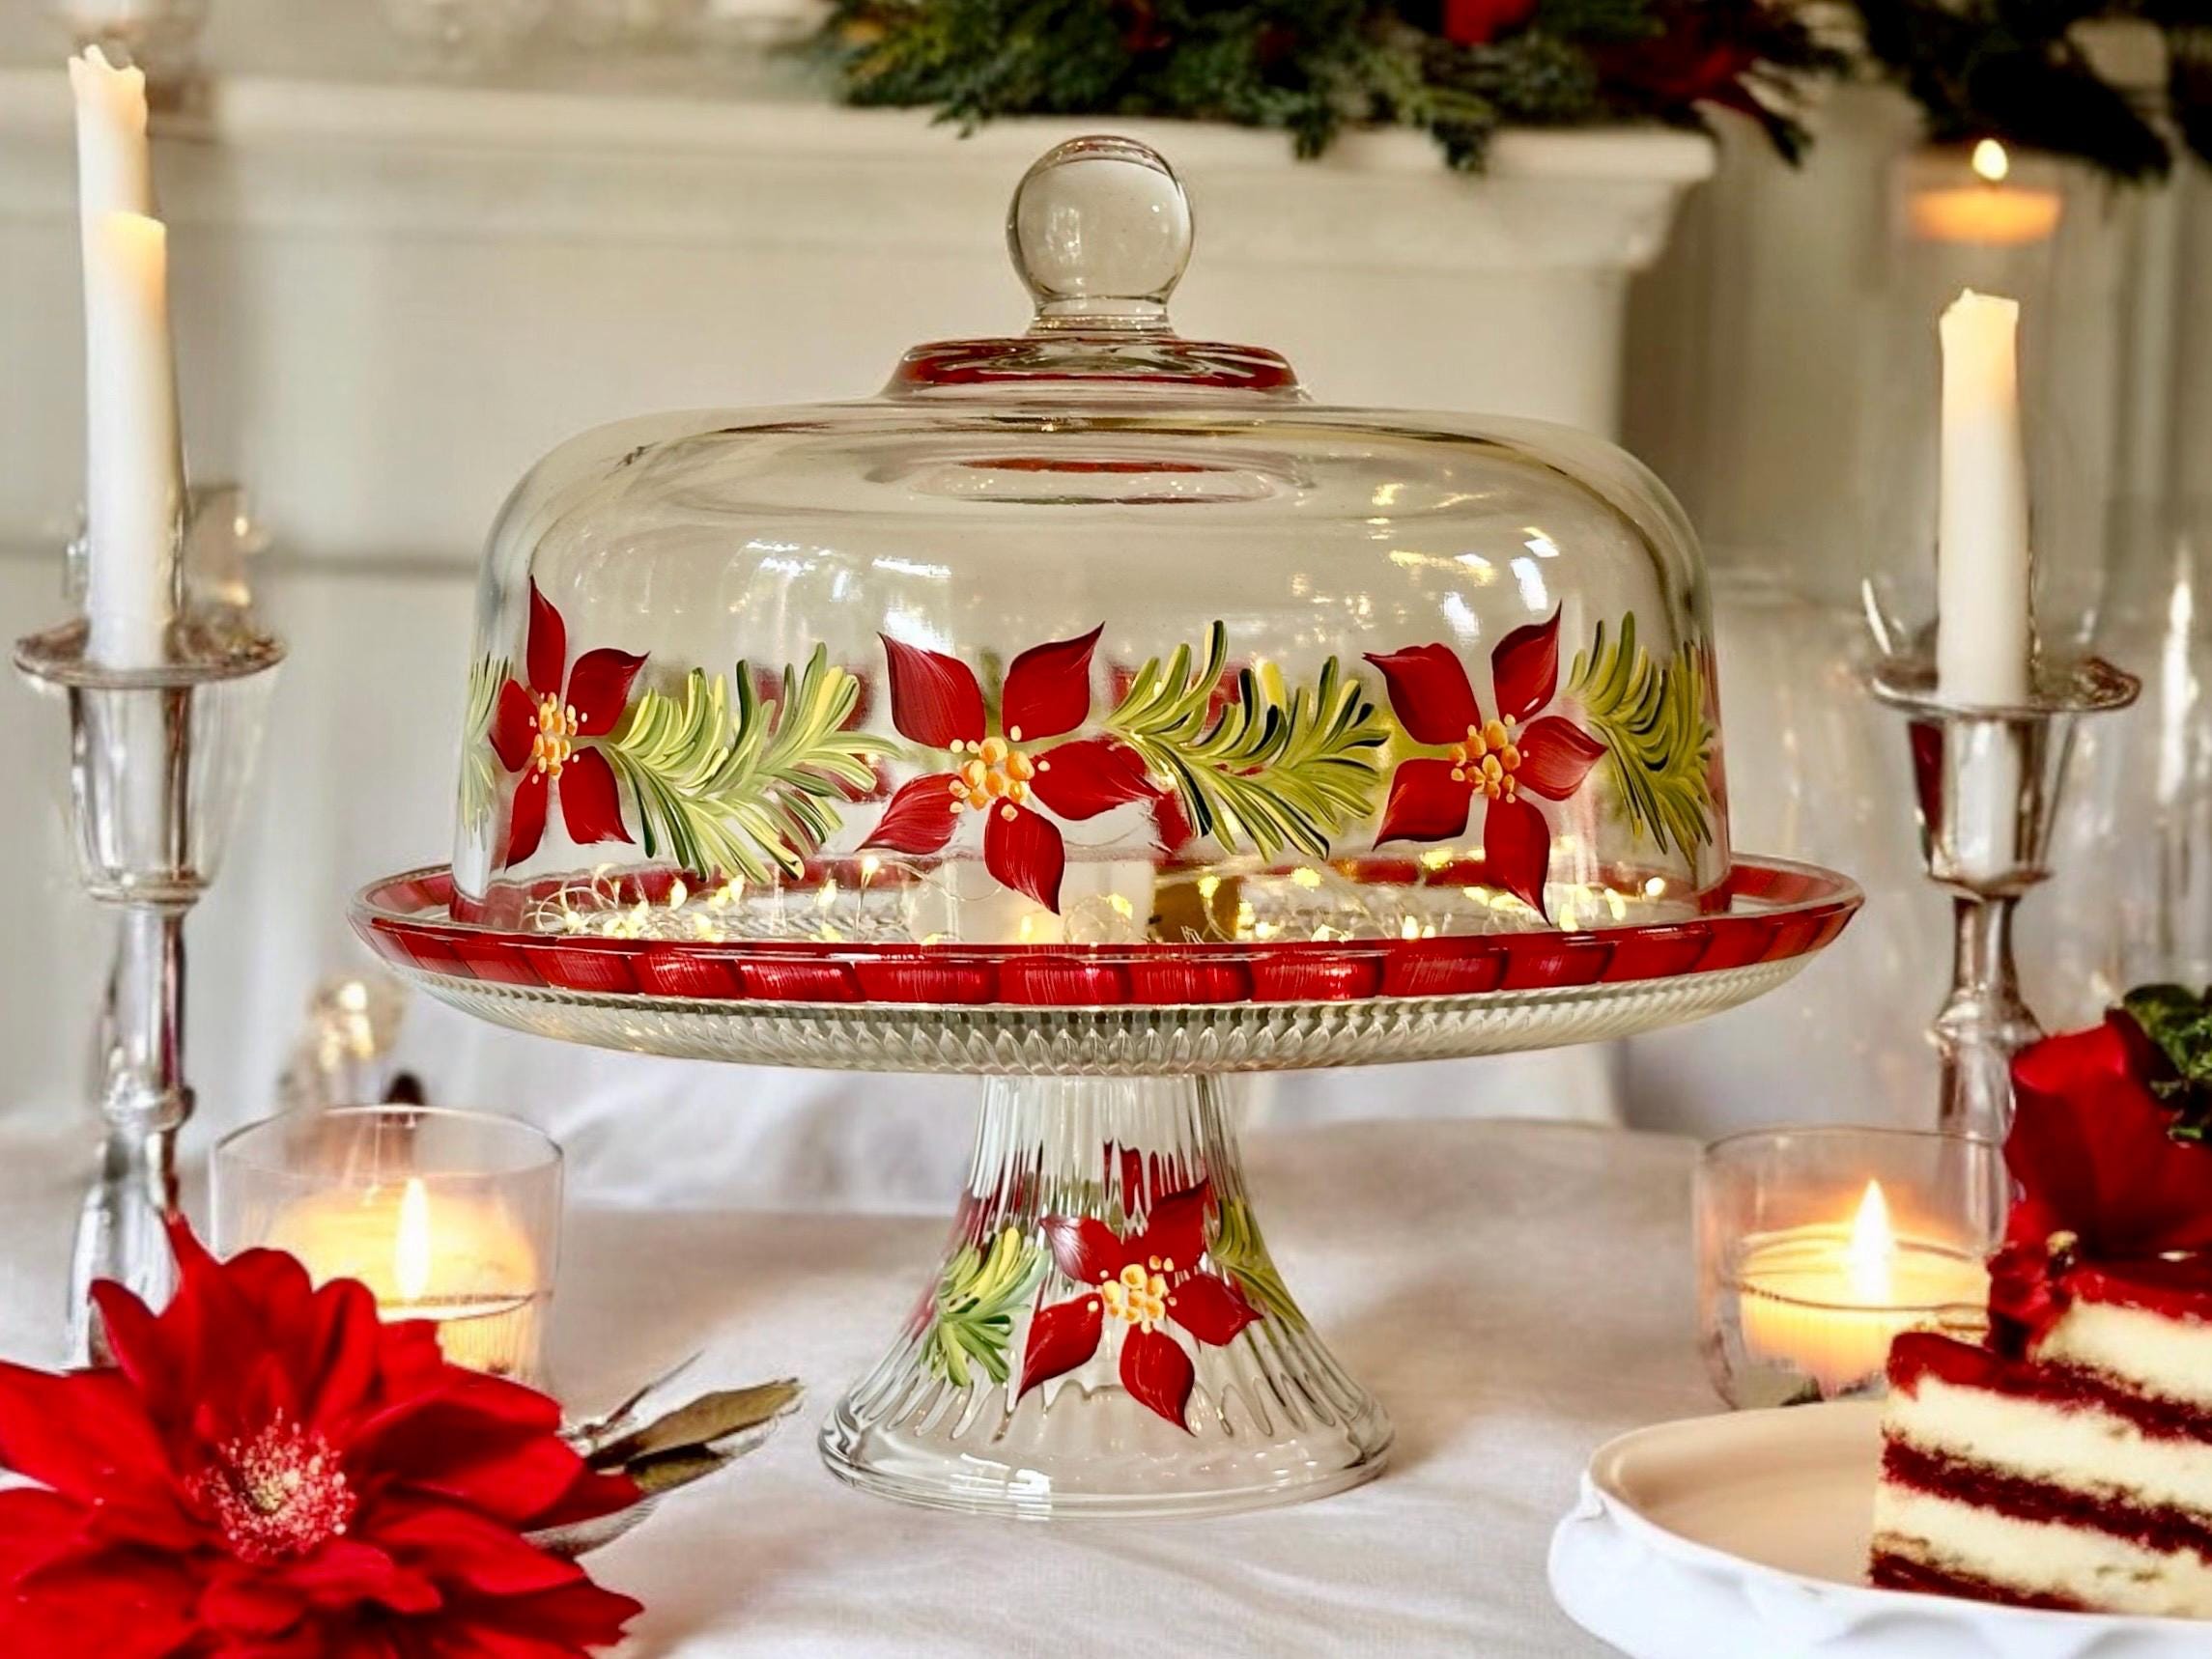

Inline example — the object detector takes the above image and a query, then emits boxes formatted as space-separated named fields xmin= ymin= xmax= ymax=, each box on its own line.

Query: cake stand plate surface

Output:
xmin=1547 ymin=1404 xmax=2208 ymax=1659
xmin=352 ymin=856 xmax=1858 ymax=1073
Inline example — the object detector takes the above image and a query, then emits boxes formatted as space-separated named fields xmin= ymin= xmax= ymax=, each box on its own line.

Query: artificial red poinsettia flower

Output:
xmin=490 ymin=582 xmax=645 ymax=866
xmin=862 ymin=627 xmax=1155 ymax=912
xmin=1363 ymin=608 xmax=1606 ymax=918
xmin=1017 ymin=1181 xmax=1259 ymax=1430
xmin=0 ymin=1219 xmax=641 ymax=1659
xmin=1440 ymin=0 xmax=1536 ymax=46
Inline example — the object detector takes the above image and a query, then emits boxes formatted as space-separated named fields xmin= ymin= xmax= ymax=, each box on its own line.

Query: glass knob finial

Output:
xmin=1007 ymin=136 xmax=1192 ymax=331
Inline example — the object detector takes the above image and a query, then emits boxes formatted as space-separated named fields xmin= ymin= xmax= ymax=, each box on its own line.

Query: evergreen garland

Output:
xmin=815 ymin=0 xmax=2210 ymax=181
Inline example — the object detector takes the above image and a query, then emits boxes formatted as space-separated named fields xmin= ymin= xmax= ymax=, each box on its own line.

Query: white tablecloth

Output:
xmin=0 ymin=1118 xmax=1715 ymax=1657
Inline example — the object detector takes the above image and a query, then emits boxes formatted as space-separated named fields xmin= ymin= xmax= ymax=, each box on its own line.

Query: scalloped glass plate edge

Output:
xmin=349 ymin=854 xmax=1861 ymax=1026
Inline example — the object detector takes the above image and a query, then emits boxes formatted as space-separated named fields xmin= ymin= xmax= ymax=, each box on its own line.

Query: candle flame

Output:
xmin=1971 ymin=139 xmax=2009 ymax=184
xmin=394 ymin=1178 xmax=434 ymax=1305
xmin=1846 ymin=1179 xmax=1895 ymax=1303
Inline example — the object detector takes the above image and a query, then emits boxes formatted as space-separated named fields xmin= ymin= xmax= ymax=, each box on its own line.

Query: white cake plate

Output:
xmin=1548 ymin=1402 xmax=2211 ymax=1659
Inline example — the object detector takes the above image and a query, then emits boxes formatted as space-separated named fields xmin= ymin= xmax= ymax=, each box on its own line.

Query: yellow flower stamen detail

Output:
xmin=950 ymin=730 xmax=1046 ymax=820
xmin=528 ymin=691 xmax=580 ymax=779
xmin=1444 ymin=712 xmax=1528 ymax=800
xmin=1099 ymin=1260 xmax=1171 ymax=1332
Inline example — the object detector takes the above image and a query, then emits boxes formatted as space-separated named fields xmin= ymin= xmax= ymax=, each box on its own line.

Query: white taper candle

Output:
xmin=82 ymin=211 xmax=182 ymax=668
xmin=71 ymin=47 xmax=179 ymax=668
xmin=1936 ymin=290 xmax=2033 ymax=705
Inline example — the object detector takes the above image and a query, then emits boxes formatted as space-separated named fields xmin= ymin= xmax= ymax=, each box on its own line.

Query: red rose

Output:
xmin=0 ymin=1220 xmax=641 ymax=1659
xmin=2006 ymin=1013 xmax=2212 ymax=1258
xmin=1441 ymin=0 xmax=1538 ymax=46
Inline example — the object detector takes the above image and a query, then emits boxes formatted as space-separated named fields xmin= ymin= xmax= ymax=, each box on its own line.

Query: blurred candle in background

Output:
xmin=70 ymin=46 xmax=180 ymax=668
xmin=1907 ymin=140 xmax=2063 ymax=248
xmin=1936 ymin=290 xmax=2033 ymax=705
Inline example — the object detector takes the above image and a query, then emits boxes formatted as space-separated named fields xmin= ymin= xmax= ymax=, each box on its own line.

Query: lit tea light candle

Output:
xmin=1907 ymin=140 xmax=2063 ymax=247
xmin=1736 ymin=1181 xmax=1988 ymax=1399
xmin=269 ymin=1176 xmax=546 ymax=1378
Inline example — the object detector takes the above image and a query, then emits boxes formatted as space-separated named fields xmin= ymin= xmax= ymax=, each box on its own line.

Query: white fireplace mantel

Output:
xmin=0 ymin=64 xmax=1712 ymax=564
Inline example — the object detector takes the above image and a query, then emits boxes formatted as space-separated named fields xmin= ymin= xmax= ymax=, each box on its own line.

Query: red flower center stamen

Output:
xmin=1446 ymin=717 xmax=1520 ymax=800
xmin=946 ymin=731 xmax=1041 ymax=818
xmin=1096 ymin=1257 xmax=1172 ymax=1333
xmin=530 ymin=692 xmax=580 ymax=780
xmin=190 ymin=1415 xmax=357 ymax=1564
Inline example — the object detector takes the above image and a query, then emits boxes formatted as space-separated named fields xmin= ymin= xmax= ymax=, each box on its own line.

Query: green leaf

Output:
xmin=602 ymin=646 xmax=883 ymax=885
xmin=459 ymin=653 xmax=509 ymax=835
xmin=1103 ymin=623 xmax=1387 ymax=858
xmin=2120 ymin=984 xmax=2212 ymax=1141
xmin=924 ymin=1227 xmax=1043 ymax=1390
xmin=589 ymin=1379 xmax=806 ymax=1470
xmin=1566 ymin=613 xmax=1716 ymax=857
xmin=1207 ymin=1196 xmax=1305 ymax=1331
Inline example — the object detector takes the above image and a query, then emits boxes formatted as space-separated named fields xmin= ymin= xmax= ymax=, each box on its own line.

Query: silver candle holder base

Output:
xmin=14 ymin=612 xmax=282 ymax=1363
xmin=1870 ymin=652 xmax=2139 ymax=1140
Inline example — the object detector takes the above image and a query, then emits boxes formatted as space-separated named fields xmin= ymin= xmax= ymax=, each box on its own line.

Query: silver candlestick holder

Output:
xmin=14 ymin=610 xmax=281 ymax=1362
xmin=1870 ymin=651 xmax=2138 ymax=1140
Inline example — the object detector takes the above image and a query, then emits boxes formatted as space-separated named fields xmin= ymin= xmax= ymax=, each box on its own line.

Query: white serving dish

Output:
xmin=1548 ymin=1401 xmax=2212 ymax=1659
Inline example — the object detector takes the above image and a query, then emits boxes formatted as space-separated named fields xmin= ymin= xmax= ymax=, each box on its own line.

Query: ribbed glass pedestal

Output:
xmin=820 ymin=1074 xmax=1392 ymax=1518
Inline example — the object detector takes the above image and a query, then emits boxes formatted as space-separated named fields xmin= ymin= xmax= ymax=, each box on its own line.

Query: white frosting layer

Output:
xmin=1874 ymin=1487 xmax=2212 ymax=1617
xmin=2039 ymin=1299 xmax=2212 ymax=1409
xmin=1887 ymin=1375 xmax=2212 ymax=1521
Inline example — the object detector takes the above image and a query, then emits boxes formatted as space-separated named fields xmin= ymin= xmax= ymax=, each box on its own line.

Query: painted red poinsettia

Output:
xmin=491 ymin=582 xmax=645 ymax=866
xmin=863 ymin=627 xmax=1155 ymax=912
xmin=1017 ymin=1182 xmax=1259 ymax=1430
xmin=1364 ymin=608 xmax=1607 ymax=918
xmin=0 ymin=1219 xmax=641 ymax=1659
xmin=1440 ymin=0 xmax=1536 ymax=46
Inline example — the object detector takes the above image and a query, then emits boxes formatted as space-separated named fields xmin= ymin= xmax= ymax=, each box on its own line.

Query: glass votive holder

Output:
xmin=1697 ymin=1127 xmax=2003 ymax=1410
xmin=213 ymin=1107 xmax=559 ymax=1384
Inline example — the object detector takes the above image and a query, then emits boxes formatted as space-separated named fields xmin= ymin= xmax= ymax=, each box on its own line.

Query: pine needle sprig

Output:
xmin=602 ymin=646 xmax=883 ymax=884
xmin=924 ymin=1228 xmax=1044 ymax=1388
xmin=1103 ymin=623 xmax=1387 ymax=858
xmin=459 ymin=653 xmax=510 ymax=836
xmin=1566 ymin=613 xmax=1716 ymax=857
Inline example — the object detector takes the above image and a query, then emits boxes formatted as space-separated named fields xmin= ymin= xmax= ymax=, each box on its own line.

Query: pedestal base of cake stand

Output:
xmin=819 ymin=1072 xmax=1392 ymax=1518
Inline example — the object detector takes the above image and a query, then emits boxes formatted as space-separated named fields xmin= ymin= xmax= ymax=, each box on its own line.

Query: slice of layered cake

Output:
xmin=1870 ymin=990 xmax=2212 ymax=1616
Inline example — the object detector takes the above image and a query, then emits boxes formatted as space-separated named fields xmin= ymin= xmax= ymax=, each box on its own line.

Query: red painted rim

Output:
xmin=351 ymin=858 xmax=1860 ymax=1011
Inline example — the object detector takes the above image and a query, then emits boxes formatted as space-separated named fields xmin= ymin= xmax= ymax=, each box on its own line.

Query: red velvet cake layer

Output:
xmin=1868 ymin=1551 xmax=2086 ymax=1612
xmin=1887 ymin=1331 xmax=2212 ymax=1442
xmin=2068 ymin=1256 xmax=2212 ymax=1323
xmin=1881 ymin=1440 xmax=2212 ymax=1561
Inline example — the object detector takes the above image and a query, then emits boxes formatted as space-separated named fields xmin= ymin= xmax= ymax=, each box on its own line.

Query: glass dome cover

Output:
xmin=454 ymin=134 xmax=1729 ymax=957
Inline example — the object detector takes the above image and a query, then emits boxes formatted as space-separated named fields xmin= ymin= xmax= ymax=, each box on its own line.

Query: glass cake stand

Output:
xmin=354 ymin=854 xmax=1858 ymax=1518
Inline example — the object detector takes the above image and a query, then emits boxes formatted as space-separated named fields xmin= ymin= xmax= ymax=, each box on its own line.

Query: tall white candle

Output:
xmin=82 ymin=211 xmax=182 ymax=668
xmin=71 ymin=47 xmax=179 ymax=669
xmin=1936 ymin=290 xmax=2033 ymax=705
xmin=69 ymin=46 xmax=152 ymax=232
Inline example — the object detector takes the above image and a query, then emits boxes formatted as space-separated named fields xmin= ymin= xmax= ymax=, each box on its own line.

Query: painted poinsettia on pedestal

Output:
xmin=1017 ymin=1181 xmax=1262 ymax=1429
